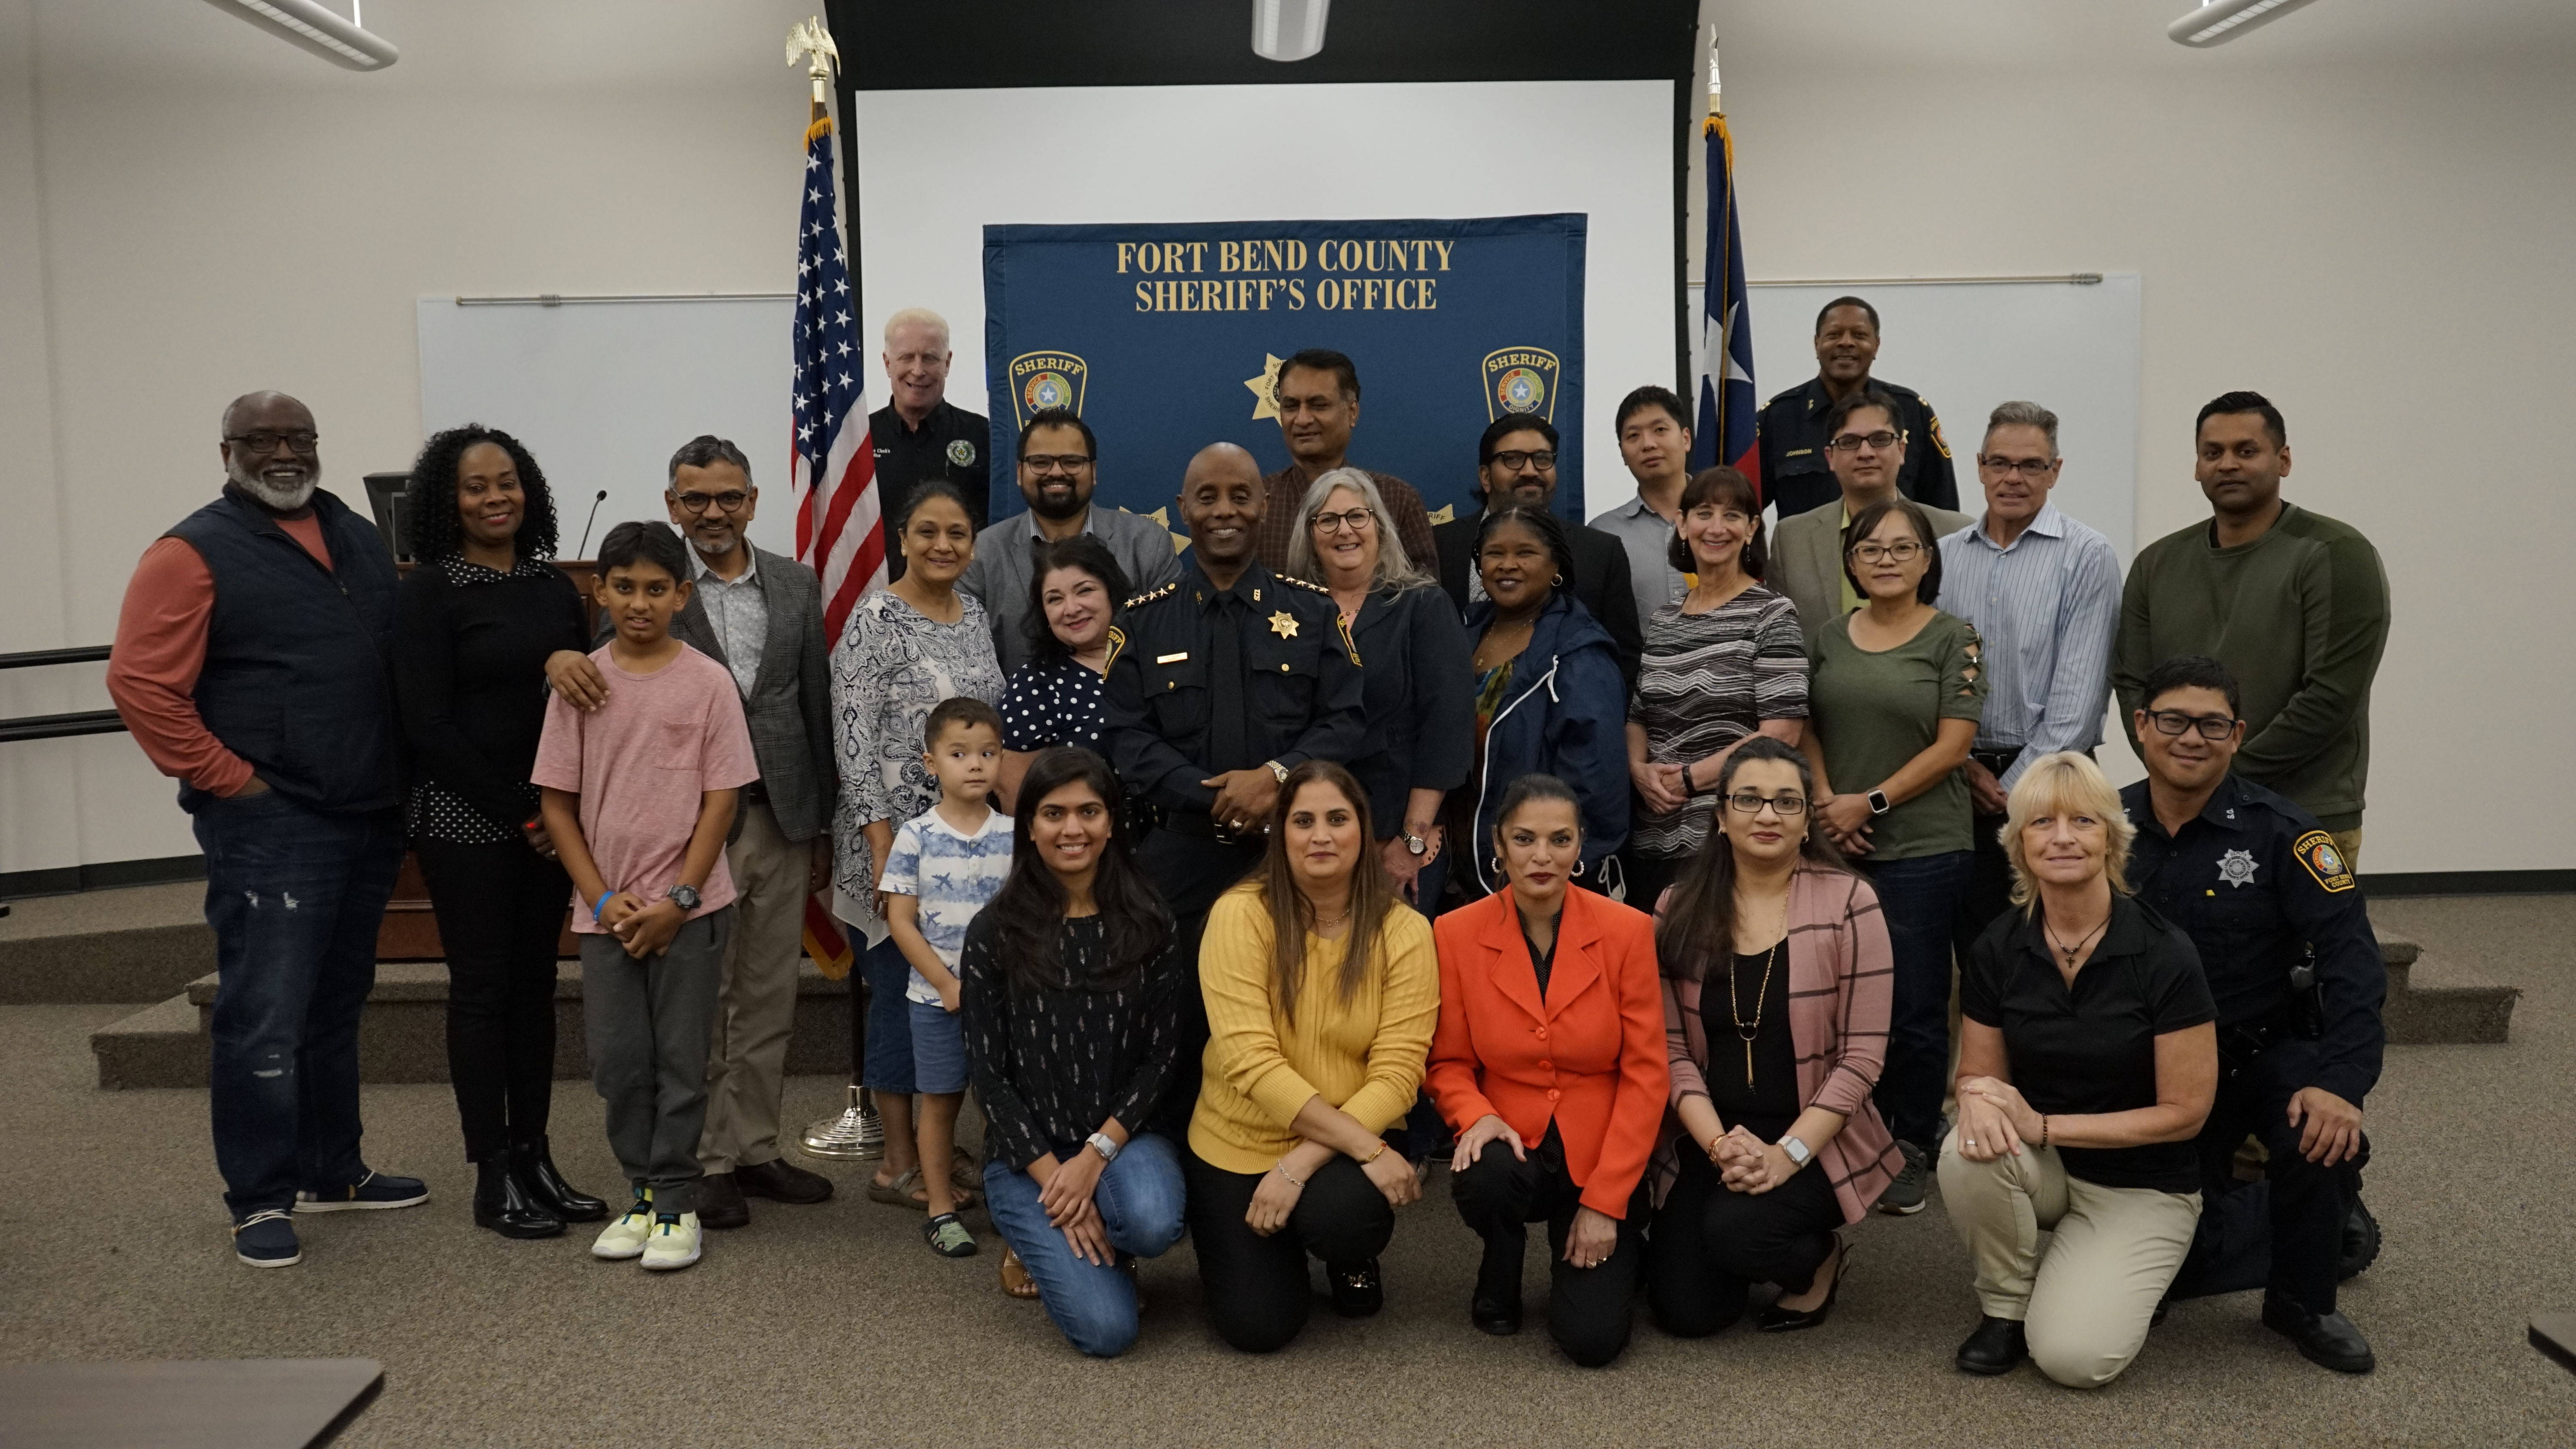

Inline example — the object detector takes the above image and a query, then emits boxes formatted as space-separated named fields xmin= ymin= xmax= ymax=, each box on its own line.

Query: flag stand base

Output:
xmin=799 ymin=1083 xmax=884 ymax=1161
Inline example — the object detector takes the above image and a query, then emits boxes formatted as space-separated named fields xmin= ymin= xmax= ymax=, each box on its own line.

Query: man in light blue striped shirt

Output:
xmin=1935 ymin=400 xmax=2122 ymax=940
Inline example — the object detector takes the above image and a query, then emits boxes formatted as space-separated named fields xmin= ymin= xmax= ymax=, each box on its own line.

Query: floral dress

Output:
xmin=829 ymin=588 xmax=1005 ymax=941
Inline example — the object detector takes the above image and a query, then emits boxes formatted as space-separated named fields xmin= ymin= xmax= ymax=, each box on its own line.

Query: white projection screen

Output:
xmin=851 ymin=81 xmax=1680 ymax=517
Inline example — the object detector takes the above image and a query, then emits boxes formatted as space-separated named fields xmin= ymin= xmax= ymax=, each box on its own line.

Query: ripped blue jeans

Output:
xmin=192 ymin=789 xmax=405 ymax=1216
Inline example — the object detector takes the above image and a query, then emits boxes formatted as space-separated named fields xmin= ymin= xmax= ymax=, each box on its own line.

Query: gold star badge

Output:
xmin=1268 ymin=610 xmax=1298 ymax=639
xmin=1244 ymin=353 xmax=1285 ymax=422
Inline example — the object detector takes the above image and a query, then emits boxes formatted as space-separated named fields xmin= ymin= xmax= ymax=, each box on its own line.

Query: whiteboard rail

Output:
xmin=451 ymin=292 xmax=795 ymax=307
xmin=1747 ymin=274 xmax=2103 ymax=288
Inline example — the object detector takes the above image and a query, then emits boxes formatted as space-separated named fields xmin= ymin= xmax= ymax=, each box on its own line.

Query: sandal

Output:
xmin=951 ymin=1147 xmax=984 ymax=1192
xmin=1000 ymin=1246 xmax=1040 ymax=1299
xmin=865 ymin=1164 xmax=980 ymax=1212
xmin=923 ymin=1212 xmax=977 ymax=1258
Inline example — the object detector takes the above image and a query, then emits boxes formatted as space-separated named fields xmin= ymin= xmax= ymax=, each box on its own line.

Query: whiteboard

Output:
xmin=1704 ymin=273 xmax=2142 ymax=558
xmin=416 ymin=298 xmax=799 ymax=559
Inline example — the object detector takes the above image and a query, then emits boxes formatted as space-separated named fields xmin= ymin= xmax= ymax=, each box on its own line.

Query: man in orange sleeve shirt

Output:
xmin=106 ymin=391 xmax=425 ymax=1269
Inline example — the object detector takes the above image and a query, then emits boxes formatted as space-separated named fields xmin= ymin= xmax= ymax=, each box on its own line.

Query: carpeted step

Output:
xmin=0 ymin=883 xmax=215 ymax=1005
xmin=2385 ymin=940 xmax=2518 ymax=1045
xmin=94 ymin=960 xmax=854 ymax=1090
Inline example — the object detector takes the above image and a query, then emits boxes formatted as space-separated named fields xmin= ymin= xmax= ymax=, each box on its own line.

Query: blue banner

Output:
xmin=982 ymin=214 xmax=1586 ymax=534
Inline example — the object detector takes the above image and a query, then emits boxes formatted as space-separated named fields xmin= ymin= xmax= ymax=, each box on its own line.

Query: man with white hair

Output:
xmin=869 ymin=307 xmax=990 ymax=577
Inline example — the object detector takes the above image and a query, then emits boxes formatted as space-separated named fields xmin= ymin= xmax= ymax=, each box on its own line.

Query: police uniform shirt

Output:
xmin=1756 ymin=376 xmax=1959 ymax=521
xmin=1102 ymin=559 xmax=1365 ymax=816
xmin=868 ymin=398 xmax=992 ymax=578
xmin=2121 ymin=773 xmax=2386 ymax=1106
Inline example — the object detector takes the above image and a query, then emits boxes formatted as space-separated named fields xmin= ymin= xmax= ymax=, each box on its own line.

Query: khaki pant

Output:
xmin=1938 ymin=1129 xmax=2200 ymax=1388
xmin=2330 ymin=828 xmax=2363 ymax=873
xmin=697 ymin=800 xmax=810 ymax=1174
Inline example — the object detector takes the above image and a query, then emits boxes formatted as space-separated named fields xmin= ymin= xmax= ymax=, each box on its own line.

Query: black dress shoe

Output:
xmin=1470 ymin=1241 xmax=1523 ymax=1336
xmin=1328 ymin=1258 xmax=1385 ymax=1319
xmin=1756 ymin=1239 xmax=1852 ymax=1333
xmin=2262 ymin=1290 xmax=2376 ymax=1373
xmin=1956 ymin=1315 xmax=2029 ymax=1375
xmin=471 ymin=1158 xmax=564 ymax=1240
xmin=698 ymin=1172 xmax=751 ymax=1231
xmin=515 ymin=1137 xmax=609 ymax=1223
xmin=738 ymin=1156 xmax=836 ymax=1205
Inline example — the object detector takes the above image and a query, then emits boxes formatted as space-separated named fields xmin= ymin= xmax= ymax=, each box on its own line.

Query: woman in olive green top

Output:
xmin=1799 ymin=496 xmax=1986 ymax=1214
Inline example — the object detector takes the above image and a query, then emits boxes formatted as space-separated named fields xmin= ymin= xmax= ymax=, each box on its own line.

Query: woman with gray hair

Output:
xmin=1286 ymin=467 xmax=1472 ymax=907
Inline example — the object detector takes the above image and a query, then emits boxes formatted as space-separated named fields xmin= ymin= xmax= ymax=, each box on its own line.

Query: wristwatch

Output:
xmin=1265 ymin=760 xmax=1290 ymax=784
xmin=1404 ymin=832 xmax=1428 ymax=856
xmin=1779 ymin=1135 xmax=1812 ymax=1170
xmin=667 ymin=883 xmax=702 ymax=912
xmin=1085 ymin=1131 xmax=1122 ymax=1164
xmin=1865 ymin=788 xmax=1892 ymax=816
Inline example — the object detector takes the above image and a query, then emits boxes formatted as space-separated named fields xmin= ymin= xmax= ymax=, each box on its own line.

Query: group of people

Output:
xmin=106 ymin=294 xmax=2392 ymax=1385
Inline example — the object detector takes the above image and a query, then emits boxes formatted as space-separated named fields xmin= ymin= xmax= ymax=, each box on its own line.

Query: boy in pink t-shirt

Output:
xmin=535 ymin=523 xmax=756 ymax=1272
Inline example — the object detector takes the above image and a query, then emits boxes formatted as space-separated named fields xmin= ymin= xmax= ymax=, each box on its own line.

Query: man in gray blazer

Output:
xmin=959 ymin=408 xmax=1181 ymax=679
xmin=551 ymin=437 xmax=840 ymax=1229
xmin=1771 ymin=386 xmax=1971 ymax=648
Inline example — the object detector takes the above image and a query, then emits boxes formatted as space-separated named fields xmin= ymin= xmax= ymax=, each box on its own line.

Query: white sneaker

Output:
xmin=592 ymin=1192 xmax=654 ymax=1260
xmin=640 ymin=1212 xmax=702 ymax=1271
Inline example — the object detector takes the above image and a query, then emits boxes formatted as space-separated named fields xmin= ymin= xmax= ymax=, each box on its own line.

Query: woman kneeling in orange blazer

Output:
xmin=1428 ymin=774 xmax=1669 ymax=1367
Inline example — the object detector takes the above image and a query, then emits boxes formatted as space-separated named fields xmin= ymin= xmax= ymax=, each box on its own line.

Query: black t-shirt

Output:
xmin=868 ymin=398 xmax=993 ymax=579
xmin=1703 ymin=943 xmax=1801 ymax=1138
xmin=1520 ymin=906 xmax=1559 ymax=999
xmin=1960 ymin=897 xmax=2216 ymax=1192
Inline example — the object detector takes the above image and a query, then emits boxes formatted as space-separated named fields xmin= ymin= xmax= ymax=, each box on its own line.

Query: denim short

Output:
xmin=907 ymin=997 xmax=969 ymax=1095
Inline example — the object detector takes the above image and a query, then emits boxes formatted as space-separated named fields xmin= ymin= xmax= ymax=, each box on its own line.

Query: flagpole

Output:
xmin=1707 ymin=32 xmax=1729 ymax=476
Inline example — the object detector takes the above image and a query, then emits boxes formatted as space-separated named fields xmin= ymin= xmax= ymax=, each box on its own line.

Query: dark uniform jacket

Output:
xmin=1345 ymin=582 xmax=1474 ymax=842
xmin=1431 ymin=506 xmax=1643 ymax=691
xmin=2121 ymin=773 xmax=2385 ymax=1106
xmin=868 ymin=398 xmax=992 ymax=576
xmin=1756 ymin=376 xmax=1958 ymax=521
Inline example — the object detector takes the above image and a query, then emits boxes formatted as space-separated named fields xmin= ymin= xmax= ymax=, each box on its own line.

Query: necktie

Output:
xmin=1207 ymin=591 xmax=1249 ymax=774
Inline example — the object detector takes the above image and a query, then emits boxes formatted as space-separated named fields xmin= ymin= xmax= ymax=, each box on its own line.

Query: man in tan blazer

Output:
xmin=1771 ymin=386 xmax=1971 ymax=647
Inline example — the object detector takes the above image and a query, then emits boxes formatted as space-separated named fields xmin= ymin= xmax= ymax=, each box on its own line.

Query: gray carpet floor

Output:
xmin=6 ymin=895 xmax=2575 ymax=1447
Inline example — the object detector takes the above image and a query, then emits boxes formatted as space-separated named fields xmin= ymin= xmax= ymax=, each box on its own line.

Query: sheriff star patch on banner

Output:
xmin=2293 ymin=831 xmax=2357 ymax=893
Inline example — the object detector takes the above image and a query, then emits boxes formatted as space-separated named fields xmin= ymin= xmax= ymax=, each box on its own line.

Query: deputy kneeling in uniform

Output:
xmin=2121 ymin=655 xmax=2384 ymax=1375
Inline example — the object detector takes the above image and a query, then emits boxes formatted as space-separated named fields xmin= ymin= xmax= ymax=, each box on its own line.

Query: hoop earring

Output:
xmin=1551 ymin=574 xmax=1566 ymax=589
xmin=1491 ymin=856 xmax=1505 ymax=879
xmin=1571 ymin=858 xmax=1586 ymax=879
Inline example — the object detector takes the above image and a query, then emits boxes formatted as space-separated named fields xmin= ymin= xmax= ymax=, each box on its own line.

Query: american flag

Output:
xmin=790 ymin=112 xmax=882 ymax=643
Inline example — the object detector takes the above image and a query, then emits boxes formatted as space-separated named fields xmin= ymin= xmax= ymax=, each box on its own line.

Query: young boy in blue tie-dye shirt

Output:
xmin=878 ymin=696 xmax=1015 ymax=1258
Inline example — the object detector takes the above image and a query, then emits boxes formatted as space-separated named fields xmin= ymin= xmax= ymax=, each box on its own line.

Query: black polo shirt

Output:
xmin=1961 ymin=896 xmax=2215 ymax=1192
xmin=1755 ymin=376 xmax=1958 ymax=521
xmin=868 ymin=398 xmax=991 ymax=578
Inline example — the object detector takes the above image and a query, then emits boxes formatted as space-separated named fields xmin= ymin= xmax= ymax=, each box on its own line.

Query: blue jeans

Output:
xmin=858 ymin=937 xmax=917 ymax=1094
xmin=1858 ymin=849 xmax=1973 ymax=1151
xmin=984 ymin=1132 xmax=1188 ymax=1357
xmin=191 ymin=791 xmax=406 ymax=1216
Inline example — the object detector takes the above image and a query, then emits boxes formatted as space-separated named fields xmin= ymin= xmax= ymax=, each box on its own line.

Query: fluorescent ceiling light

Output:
xmin=1252 ymin=0 xmax=1329 ymax=63
xmin=2168 ymin=0 xmax=2324 ymax=48
xmin=199 ymin=0 xmax=400 ymax=70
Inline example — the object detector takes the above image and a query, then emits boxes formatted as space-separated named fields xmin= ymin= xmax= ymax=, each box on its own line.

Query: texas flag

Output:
xmin=1691 ymin=114 xmax=1760 ymax=493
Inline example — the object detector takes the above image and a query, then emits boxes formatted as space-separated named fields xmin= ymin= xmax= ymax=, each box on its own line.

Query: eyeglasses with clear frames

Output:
xmin=1848 ymin=540 xmax=1925 ymax=564
xmin=1725 ymin=791 xmax=1808 ymax=815
xmin=1977 ymin=454 xmax=2058 ymax=477
xmin=2145 ymin=709 xmax=2239 ymax=741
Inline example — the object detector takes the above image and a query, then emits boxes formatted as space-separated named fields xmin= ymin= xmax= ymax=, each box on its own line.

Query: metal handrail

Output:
xmin=0 ymin=645 xmax=126 ymax=742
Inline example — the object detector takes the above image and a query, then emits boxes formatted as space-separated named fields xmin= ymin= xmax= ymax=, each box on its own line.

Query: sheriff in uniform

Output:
xmin=1756 ymin=296 xmax=1958 ymax=520
xmin=2120 ymin=656 xmax=2383 ymax=1374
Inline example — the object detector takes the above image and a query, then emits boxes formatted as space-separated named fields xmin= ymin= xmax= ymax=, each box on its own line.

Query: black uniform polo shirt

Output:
xmin=869 ymin=398 xmax=992 ymax=578
xmin=1755 ymin=376 xmax=1959 ymax=521
xmin=1961 ymin=896 xmax=2216 ymax=1192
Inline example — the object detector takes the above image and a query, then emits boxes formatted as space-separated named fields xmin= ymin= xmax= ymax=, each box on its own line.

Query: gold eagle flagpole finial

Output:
xmin=787 ymin=17 xmax=840 ymax=109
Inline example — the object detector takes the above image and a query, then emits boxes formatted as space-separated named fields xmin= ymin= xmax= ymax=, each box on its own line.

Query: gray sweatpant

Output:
xmin=580 ymin=908 xmax=731 ymax=1216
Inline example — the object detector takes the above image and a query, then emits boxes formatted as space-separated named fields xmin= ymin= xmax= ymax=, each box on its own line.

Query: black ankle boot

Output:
xmin=1471 ymin=1238 xmax=1524 ymax=1336
xmin=515 ymin=1137 xmax=608 ymax=1223
xmin=474 ymin=1158 xmax=565 ymax=1239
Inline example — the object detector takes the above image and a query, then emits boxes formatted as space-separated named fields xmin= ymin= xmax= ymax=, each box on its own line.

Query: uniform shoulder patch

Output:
xmin=1925 ymin=408 xmax=1953 ymax=459
xmin=1277 ymin=574 xmax=1333 ymax=594
xmin=1124 ymin=582 xmax=1178 ymax=609
xmin=2291 ymin=830 xmax=2356 ymax=893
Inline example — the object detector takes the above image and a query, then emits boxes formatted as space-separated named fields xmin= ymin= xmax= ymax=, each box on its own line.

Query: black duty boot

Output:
xmin=516 ymin=1137 xmax=609 ymax=1223
xmin=2262 ymin=1290 xmax=2376 ymax=1374
xmin=474 ymin=1158 xmax=565 ymax=1239
xmin=1471 ymin=1238 xmax=1524 ymax=1336
xmin=1956 ymin=1315 xmax=2028 ymax=1375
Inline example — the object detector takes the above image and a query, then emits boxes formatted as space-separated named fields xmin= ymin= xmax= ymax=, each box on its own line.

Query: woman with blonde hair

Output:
xmin=1942 ymin=751 xmax=2218 ymax=1387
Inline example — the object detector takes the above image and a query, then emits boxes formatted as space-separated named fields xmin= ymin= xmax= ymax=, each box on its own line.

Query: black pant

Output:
xmin=1956 ymin=804 xmax=2016 ymax=955
xmin=2172 ymin=1036 xmax=2365 ymax=1313
xmin=1649 ymin=1146 xmax=1845 ymax=1337
xmin=415 ymin=836 xmax=571 ymax=1162
xmin=1451 ymin=1135 xmax=1643 ymax=1367
xmin=1185 ymin=1147 xmax=1396 ymax=1353
xmin=1619 ymin=850 xmax=1690 ymax=920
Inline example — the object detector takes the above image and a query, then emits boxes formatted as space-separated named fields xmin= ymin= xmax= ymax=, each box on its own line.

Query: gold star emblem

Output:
xmin=1243 ymin=353 xmax=1285 ymax=421
xmin=1268 ymin=610 xmax=1298 ymax=639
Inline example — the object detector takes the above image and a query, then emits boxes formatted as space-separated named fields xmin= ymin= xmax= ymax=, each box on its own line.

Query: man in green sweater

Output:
xmin=2113 ymin=392 xmax=2388 ymax=863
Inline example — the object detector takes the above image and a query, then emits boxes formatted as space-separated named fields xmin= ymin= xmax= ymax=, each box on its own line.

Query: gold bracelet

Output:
xmin=1359 ymin=1140 xmax=1388 ymax=1165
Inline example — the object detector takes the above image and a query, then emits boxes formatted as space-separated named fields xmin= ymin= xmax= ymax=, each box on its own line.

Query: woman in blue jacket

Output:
xmin=1448 ymin=503 xmax=1630 ymax=904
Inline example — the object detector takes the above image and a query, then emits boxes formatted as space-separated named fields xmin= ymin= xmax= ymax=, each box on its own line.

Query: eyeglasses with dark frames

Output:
xmin=1022 ymin=454 xmax=1094 ymax=475
xmin=1848 ymin=539 xmax=1926 ymax=564
xmin=1488 ymin=449 xmax=1556 ymax=473
xmin=671 ymin=490 xmax=751 ymax=514
xmin=1823 ymin=429 xmax=1904 ymax=453
xmin=1311 ymin=508 xmax=1376 ymax=534
xmin=1725 ymin=791 xmax=1808 ymax=816
xmin=1977 ymin=454 xmax=2058 ymax=477
xmin=225 ymin=430 xmax=319 ymax=455
xmin=2145 ymin=709 xmax=2239 ymax=741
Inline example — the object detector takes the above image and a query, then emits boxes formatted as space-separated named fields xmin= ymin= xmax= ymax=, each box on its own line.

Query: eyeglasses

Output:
xmin=1725 ymin=791 xmax=1809 ymax=816
xmin=1978 ymin=454 xmax=2058 ymax=477
xmin=671 ymin=490 xmax=750 ymax=514
xmin=1488 ymin=449 xmax=1556 ymax=473
xmin=225 ymin=430 xmax=318 ymax=455
xmin=1022 ymin=454 xmax=1093 ymax=475
xmin=2145 ymin=709 xmax=2239 ymax=741
xmin=1311 ymin=508 xmax=1376 ymax=534
xmin=1823 ymin=429 xmax=1904 ymax=453
xmin=1848 ymin=540 xmax=1925 ymax=564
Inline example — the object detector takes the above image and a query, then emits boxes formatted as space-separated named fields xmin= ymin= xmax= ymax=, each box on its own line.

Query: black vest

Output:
xmin=164 ymin=486 xmax=401 ymax=814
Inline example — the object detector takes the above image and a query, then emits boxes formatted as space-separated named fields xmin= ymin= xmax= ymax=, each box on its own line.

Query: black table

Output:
xmin=0 ymin=1358 xmax=382 ymax=1448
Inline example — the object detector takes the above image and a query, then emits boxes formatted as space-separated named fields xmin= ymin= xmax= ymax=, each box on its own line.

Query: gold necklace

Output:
xmin=1728 ymin=885 xmax=1794 ymax=1087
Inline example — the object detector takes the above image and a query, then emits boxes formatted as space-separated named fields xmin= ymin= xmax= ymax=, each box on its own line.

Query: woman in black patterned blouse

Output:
xmin=962 ymin=747 xmax=1186 ymax=1356
xmin=994 ymin=535 xmax=1131 ymax=814
xmin=1623 ymin=466 xmax=1809 ymax=912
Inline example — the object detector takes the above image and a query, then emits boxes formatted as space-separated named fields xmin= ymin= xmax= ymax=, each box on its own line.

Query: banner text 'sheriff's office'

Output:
xmin=982 ymin=215 xmax=1586 ymax=534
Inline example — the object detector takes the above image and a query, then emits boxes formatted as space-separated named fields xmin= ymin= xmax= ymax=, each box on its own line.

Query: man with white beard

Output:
xmin=108 ymin=391 xmax=424 ymax=1269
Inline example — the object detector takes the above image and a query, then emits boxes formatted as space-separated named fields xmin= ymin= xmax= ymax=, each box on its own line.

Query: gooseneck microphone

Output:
xmin=575 ymin=489 xmax=608 ymax=558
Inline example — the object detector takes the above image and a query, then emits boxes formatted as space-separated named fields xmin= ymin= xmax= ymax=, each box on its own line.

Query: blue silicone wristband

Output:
xmin=594 ymin=890 xmax=616 ymax=919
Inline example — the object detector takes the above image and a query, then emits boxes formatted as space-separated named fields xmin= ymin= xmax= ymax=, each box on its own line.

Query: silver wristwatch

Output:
xmin=1779 ymin=1135 xmax=1812 ymax=1170
xmin=1405 ymin=832 xmax=1428 ymax=856
xmin=1085 ymin=1131 xmax=1121 ymax=1164
xmin=667 ymin=883 xmax=702 ymax=912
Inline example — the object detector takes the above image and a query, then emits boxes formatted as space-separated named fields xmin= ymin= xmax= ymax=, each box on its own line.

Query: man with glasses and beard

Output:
xmin=1429 ymin=414 xmax=1643 ymax=688
xmin=108 ymin=391 xmax=425 ymax=1269
xmin=959 ymin=408 xmax=1180 ymax=679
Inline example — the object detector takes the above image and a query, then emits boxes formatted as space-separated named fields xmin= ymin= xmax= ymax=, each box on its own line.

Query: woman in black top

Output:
xmin=963 ymin=747 xmax=1186 ymax=1358
xmin=392 ymin=425 xmax=606 ymax=1239
xmin=1942 ymin=751 xmax=2218 ymax=1387
xmin=995 ymin=535 xmax=1130 ymax=815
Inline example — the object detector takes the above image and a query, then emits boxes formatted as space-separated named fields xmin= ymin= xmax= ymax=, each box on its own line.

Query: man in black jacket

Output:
xmin=1430 ymin=415 xmax=1642 ymax=688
